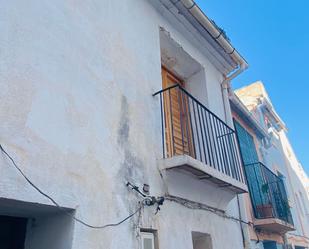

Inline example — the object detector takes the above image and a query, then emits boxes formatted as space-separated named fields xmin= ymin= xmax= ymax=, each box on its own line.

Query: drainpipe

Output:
xmin=221 ymin=62 xmax=248 ymax=126
xmin=237 ymin=195 xmax=252 ymax=249
xmin=177 ymin=1 xmax=250 ymax=247
xmin=170 ymin=0 xmax=251 ymax=247
xmin=175 ymin=0 xmax=249 ymax=125
xmin=282 ymin=234 xmax=289 ymax=249
xmin=220 ymin=63 xmax=249 ymax=249
xmin=179 ymin=0 xmax=248 ymax=66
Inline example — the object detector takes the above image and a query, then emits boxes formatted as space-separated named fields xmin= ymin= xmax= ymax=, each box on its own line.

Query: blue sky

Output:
xmin=195 ymin=0 xmax=309 ymax=175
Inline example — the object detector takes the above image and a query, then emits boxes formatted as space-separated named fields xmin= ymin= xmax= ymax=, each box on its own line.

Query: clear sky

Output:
xmin=194 ymin=0 xmax=309 ymax=175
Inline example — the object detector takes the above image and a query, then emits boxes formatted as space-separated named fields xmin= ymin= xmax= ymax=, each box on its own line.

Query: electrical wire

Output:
xmin=72 ymin=205 xmax=143 ymax=229
xmin=165 ymin=195 xmax=253 ymax=226
xmin=0 ymin=144 xmax=143 ymax=229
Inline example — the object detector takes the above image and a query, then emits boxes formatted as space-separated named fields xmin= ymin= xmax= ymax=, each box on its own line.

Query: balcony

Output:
xmin=245 ymin=162 xmax=294 ymax=233
xmin=153 ymin=85 xmax=247 ymax=209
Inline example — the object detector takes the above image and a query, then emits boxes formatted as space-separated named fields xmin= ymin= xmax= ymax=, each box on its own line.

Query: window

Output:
xmin=263 ymin=241 xmax=283 ymax=249
xmin=192 ymin=232 xmax=213 ymax=249
xmin=141 ymin=232 xmax=155 ymax=249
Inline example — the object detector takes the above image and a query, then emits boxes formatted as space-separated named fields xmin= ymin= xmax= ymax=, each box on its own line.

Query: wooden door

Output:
xmin=161 ymin=67 xmax=194 ymax=158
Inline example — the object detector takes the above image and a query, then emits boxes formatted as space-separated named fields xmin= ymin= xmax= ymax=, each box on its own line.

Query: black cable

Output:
xmin=166 ymin=195 xmax=253 ymax=226
xmin=0 ymin=144 xmax=143 ymax=229
xmin=71 ymin=205 xmax=143 ymax=229
xmin=126 ymin=182 xmax=147 ymax=198
xmin=0 ymin=144 xmax=60 ymax=207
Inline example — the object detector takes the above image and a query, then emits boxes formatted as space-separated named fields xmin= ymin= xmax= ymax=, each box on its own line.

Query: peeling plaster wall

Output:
xmin=0 ymin=0 xmax=243 ymax=248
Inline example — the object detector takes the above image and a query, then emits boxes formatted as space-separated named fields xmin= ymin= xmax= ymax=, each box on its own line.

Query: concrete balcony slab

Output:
xmin=158 ymin=155 xmax=248 ymax=211
xmin=254 ymin=218 xmax=295 ymax=233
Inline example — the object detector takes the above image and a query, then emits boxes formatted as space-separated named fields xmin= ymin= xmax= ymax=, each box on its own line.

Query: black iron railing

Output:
xmin=153 ymin=84 xmax=245 ymax=183
xmin=245 ymin=162 xmax=293 ymax=225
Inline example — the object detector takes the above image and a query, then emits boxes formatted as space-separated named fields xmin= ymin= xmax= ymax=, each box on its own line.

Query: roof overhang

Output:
xmin=150 ymin=0 xmax=248 ymax=75
xmin=230 ymin=93 xmax=269 ymax=139
xmin=261 ymin=98 xmax=287 ymax=131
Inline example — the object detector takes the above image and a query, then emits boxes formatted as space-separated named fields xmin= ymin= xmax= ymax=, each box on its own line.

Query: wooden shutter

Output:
xmin=161 ymin=67 xmax=194 ymax=158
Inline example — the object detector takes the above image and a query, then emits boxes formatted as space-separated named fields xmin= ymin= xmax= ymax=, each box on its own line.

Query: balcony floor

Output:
xmin=254 ymin=218 xmax=295 ymax=233
xmin=158 ymin=155 xmax=248 ymax=194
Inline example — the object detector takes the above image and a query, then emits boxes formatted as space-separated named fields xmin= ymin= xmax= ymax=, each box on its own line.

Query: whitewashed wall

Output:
xmin=257 ymin=115 xmax=309 ymax=246
xmin=0 ymin=0 xmax=243 ymax=248
xmin=278 ymin=131 xmax=309 ymax=239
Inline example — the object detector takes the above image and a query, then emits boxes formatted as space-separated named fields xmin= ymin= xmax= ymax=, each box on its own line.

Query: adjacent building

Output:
xmin=231 ymin=82 xmax=309 ymax=249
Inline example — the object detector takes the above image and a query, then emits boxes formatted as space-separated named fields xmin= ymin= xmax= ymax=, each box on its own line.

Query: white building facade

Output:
xmin=0 ymin=1 xmax=250 ymax=249
xmin=234 ymin=82 xmax=309 ymax=249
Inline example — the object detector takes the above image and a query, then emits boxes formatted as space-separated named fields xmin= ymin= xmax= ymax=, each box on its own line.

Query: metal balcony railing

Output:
xmin=153 ymin=84 xmax=245 ymax=183
xmin=245 ymin=162 xmax=293 ymax=225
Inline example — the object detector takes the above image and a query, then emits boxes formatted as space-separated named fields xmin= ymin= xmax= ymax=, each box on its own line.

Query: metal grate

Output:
xmin=245 ymin=162 xmax=293 ymax=225
xmin=153 ymin=84 xmax=245 ymax=183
